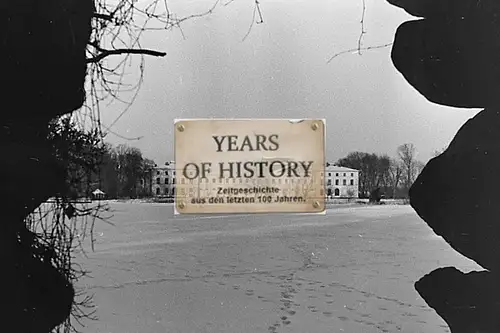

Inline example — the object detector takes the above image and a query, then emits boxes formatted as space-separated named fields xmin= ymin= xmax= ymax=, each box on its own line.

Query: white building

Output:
xmin=324 ymin=164 xmax=359 ymax=198
xmin=152 ymin=161 xmax=176 ymax=197
xmin=152 ymin=161 xmax=359 ymax=199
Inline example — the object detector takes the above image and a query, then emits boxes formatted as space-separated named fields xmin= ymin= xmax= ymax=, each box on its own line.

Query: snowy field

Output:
xmin=74 ymin=203 xmax=481 ymax=333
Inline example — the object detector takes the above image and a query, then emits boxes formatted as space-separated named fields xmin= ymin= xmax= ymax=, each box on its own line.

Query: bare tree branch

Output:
xmin=84 ymin=0 xmax=227 ymax=133
xmin=93 ymin=13 xmax=114 ymax=21
xmin=101 ymin=124 xmax=144 ymax=141
xmin=327 ymin=0 xmax=391 ymax=64
xmin=242 ymin=0 xmax=264 ymax=42
xmin=86 ymin=47 xmax=166 ymax=64
xmin=327 ymin=42 xmax=393 ymax=64
xmin=256 ymin=0 xmax=264 ymax=24
xmin=358 ymin=0 xmax=366 ymax=54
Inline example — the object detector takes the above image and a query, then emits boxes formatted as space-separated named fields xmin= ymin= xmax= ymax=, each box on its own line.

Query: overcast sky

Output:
xmin=98 ymin=0 xmax=480 ymax=165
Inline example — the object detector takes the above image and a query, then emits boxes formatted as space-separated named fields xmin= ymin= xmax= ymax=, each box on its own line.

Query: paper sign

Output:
xmin=174 ymin=119 xmax=325 ymax=214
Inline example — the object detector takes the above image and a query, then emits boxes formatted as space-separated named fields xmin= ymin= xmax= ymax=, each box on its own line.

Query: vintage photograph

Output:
xmin=3 ymin=0 xmax=494 ymax=332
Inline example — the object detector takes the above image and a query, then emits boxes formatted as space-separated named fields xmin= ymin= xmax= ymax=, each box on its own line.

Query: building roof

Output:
xmin=325 ymin=165 xmax=359 ymax=172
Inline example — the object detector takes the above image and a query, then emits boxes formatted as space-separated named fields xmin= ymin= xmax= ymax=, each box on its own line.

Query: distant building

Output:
xmin=152 ymin=161 xmax=176 ymax=197
xmin=324 ymin=164 xmax=359 ymax=198
xmin=152 ymin=161 xmax=359 ymax=199
xmin=91 ymin=189 xmax=106 ymax=200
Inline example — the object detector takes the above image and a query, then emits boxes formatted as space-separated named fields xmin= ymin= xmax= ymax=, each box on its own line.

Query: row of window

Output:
xmin=155 ymin=178 xmax=356 ymax=186
xmin=156 ymin=187 xmax=175 ymax=195
xmin=156 ymin=170 xmax=176 ymax=176
xmin=157 ymin=178 xmax=175 ymax=185
xmin=327 ymin=172 xmax=355 ymax=177
xmin=155 ymin=178 xmax=326 ymax=185
xmin=326 ymin=188 xmax=355 ymax=197
xmin=328 ymin=179 xmax=354 ymax=186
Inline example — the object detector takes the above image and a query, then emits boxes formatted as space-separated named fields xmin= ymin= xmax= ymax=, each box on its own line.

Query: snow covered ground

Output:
xmin=75 ymin=203 xmax=481 ymax=333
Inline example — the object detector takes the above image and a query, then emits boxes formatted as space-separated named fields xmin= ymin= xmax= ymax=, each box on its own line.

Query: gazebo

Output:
xmin=92 ymin=189 xmax=106 ymax=200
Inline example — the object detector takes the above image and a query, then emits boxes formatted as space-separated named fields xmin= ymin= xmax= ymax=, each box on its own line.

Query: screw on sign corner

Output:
xmin=177 ymin=124 xmax=185 ymax=132
xmin=178 ymin=201 xmax=186 ymax=210
xmin=311 ymin=122 xmax=320 ymax=131
xmin=313 ymin=201 xmax=320 ymax=209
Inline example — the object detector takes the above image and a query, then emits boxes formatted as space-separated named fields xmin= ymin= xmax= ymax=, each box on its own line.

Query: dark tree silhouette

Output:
xmin=0 ymin=1 xmax=253 ymax=332
xmin=388 ymin=0 xmax=500 ymax=331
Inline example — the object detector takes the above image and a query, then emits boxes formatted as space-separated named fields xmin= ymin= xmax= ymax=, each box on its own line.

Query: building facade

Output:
xmin=151 ymin=162 xmax=359 ymax=199
xmin=151 ymin=161 xmax=176 ymax=196
xmin=324 ymin=164 xmax=359 ymax=198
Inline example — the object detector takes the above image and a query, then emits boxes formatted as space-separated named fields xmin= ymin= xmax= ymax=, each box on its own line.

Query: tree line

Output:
xmin=336 ymin=143 xmax=425 ymax=199
xmin=98 ymin=144 xmax=156 ymax=199
xmin=85 ymin=142 xmax=156 ymax=199
xmin=48 ymin=117 xmax=156 ymax=200
xmin=52 ymin=119 xmax=428 ymax=200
